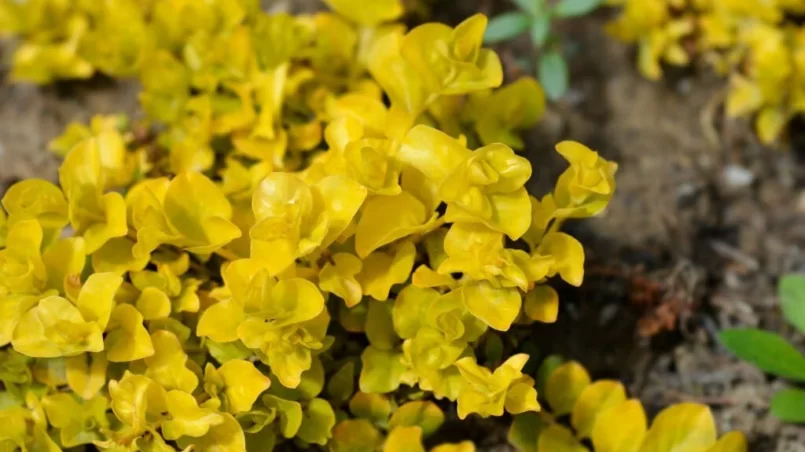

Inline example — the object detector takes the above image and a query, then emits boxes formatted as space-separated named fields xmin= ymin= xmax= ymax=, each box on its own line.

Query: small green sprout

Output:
xmin=483 ymin=0 xmax=602 ymax=100
xmin=720 ymin=274 xmax=805 ymax=423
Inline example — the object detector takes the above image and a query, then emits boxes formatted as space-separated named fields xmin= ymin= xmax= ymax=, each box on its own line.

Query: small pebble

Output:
xmin=722 ymin=164 xmax=755 ymax=188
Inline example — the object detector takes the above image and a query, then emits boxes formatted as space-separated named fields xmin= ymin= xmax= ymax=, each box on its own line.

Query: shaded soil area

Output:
xmin=506 ymin=6 xmax=805 ymax=452
xmin=2 ymin=0 xmax=805 ymax=450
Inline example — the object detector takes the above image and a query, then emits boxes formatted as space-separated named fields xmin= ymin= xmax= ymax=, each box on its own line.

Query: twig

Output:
xmin=709 ymin=240 xmax=760 ymax=271
xmin=663 ymin=390 xmax=739 ymax=407
xmin=700 ymin=85 xmax=729 ymax=151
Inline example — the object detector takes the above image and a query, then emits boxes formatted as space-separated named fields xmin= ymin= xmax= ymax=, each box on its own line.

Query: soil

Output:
xmin=2 ymin=0 xmax=805 ymax=450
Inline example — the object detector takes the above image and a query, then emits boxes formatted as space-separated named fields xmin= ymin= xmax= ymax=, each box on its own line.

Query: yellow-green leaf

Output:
xmin=591 ymin=399 xmax=647 ymax=452
xmin=545 ymin=361 xmax=591 ymax=416
xmin=638 ymin=403 xmax=717 ymax=452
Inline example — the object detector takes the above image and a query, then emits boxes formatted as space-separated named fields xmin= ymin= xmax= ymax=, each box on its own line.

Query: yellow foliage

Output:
xmin=608 ymin=0 xmax=805 ymax=144
xmin=509 ymin=360 xmax=748 ymax=452
xmin=0 ymin=1 xmax=624 ymax=451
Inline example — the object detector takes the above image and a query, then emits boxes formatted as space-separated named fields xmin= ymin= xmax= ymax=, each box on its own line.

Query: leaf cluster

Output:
xmin=0 ymin=0 xmax=623 ymax=450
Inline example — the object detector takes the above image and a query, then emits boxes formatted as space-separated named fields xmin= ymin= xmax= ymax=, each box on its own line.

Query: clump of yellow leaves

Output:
xmin=1 ymin=0 xmax=623 ymax=450
xmin=607 ymin=0 xmax=805 ymax=144
xmin=508 ymin=359 xmax=748 ymax=452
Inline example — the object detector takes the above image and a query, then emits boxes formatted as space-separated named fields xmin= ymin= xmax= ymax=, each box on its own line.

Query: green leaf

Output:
xmin=538 ymin=51 xmax=568 ymax=101
xmin=484 ymin=12 xmax=532 ymax=44
xmin=719 ymin=329 xmax=805 ymax=381
xmin=535 ymin=354 xmax=565 ymax=395
xmin=508 ymin=412 xmax=548 ymax=452
xmin=553 ymin=0 xmax=601 ymax=18
xmin=771 ymin=388 xmax=805 ymax=423
xmin=512 ymin=0 xmax=543 ymax=15
xmin=780 ymin=274 xmax=805 ymax=335
xmin=530 ymin=16 xmax=551 ymax=48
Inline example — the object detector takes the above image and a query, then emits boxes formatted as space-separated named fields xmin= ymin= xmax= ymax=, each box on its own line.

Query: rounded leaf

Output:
xmin=218 ymin=360 xmax=271 ymax=414
xmin=591 ymin=399 xmax=647 ymax=452
xmin=638 ymin=403 xmax=717 ymax=452
xmin=389 ymin=401 xmax=445 ymax=437
xmin=545 ymin=361 xmax=591 ymax=416
xmin=572 ymin=380 xmax=628 ymax=439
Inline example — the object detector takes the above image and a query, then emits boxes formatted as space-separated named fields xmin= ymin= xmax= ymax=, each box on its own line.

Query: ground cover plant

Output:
xmin=608 ymin=0 xmax=805 ymax=144
xmin=509 ymin=359 xmax=748 ymax=451
xmin=0 ymin=0 xmax=781 ymax=450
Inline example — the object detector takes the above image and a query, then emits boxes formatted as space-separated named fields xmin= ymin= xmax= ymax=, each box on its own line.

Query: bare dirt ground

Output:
xmin=2 ymin=1 xmax=805 ymax=450
xmin=516 ymin=9 xmax=805 ymax=452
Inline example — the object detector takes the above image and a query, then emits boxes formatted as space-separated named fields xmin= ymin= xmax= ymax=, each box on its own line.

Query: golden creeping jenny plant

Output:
xmin=0 ymin=0 xmax=741 ymax=450
xmin=508 ymin=360 xmax=748 ymax=452
xmin=607 ymin=0 xmax=805 ymax=144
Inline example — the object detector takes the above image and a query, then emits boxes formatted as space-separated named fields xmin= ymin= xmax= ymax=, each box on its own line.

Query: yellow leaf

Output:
xmin=392 ymin=285 xmax=440 ymax=339
xmin=537 ymin=424 xmax=588 ymax=452
xmin=399 ymin=125 xmax=471 ymax=184
xmin=471 ymin=77 xmax=545 ymax=150
xmin=216 ymin=359 xmax=271 ymax=414
xmin=401 ymin=15 xmax=502 ymax=96
xmin=355 ymin=192 xmax=436 ymax=258
xmin=12 ymin=295 xmax=105 ymax=358
xmin=431 ymin=441 xmax=476 ymax=452
xmin=462 ymin=282 xmax=522 ymax=331
xmin=755 ymin=106 xmax=788 ymax=145
xmin=0 ymin=219 xmax=47 ymax=293
xmin=297 ymin=398 xmax=336 ymax=445
xmin=250 ymin=173 xmax=328 ymax=275
xmin=455 ymin=354 xmax=538 ymax=419
xmin=197 ymin=296 xmax=246 ymax=343
xmin=65 ymin=352 xmax=108 ymax=400
xmin=319 ymin=252 xmax=363 ymax=307
xmin=330 ymin=94 xmax=388 ymax=136
xmin=591 ymin=399 xmax=647 ymax=452
xmin=725 ymin=75 xmax=763 ymax=117
xmin=42 ymin=236 xmax=86 ymax=295
xmin=537 ymin=233 xmax=585 ymax=287
xmin=707 ymin=432 xmax=748 ymax=452
xmin=331 ymin=419 xmax=383 ymax=452
xmin=360 ymin=345 xmax=406 ymax=394
xmin=104 ymin=304 xmax=155 ymax=362
xmin=324 ymin=0 xmax=403 ymax=26
xmin=316 ymin=175 xmax=367 ymax=248
xmin=1 ymin=179 xmax=68 ymax=231
xmin=366 ymin=300 xmax=399 ymax=350
xmin=163 ymin=172 xmax=242 ymax=254
xmin=524 ymin=285 xmax=559 ymax=323
xmin=368 ymin=30 xmax=430 ymax=115
xmin=388 ymin=401 xmax=444 ymax=437
xmin=161 ymin=390 xmax=224 ymax=440
xmin=75 ymin=272 xmax=122 ymax=330
xmin=108 ymin=372 xmax=167 ymax=434
xmin=136 ymin=287 xmax=172 ymax=320
xmin=344 ymin=139 xmax=402 ymax=196
xmin=572 ymin=380 xmax=628 ymax=439
xmin=356 ymin=241 xmax=416 ymax=301
xmin=384 ymin=426 xmax=426 ymax=452
xmin=144 ymin=330 xmax=198 ymax=393
xmin=185 ymin=412 xmax=246 ymax=452
xmin=92 ymin=237 xmax=149 ymax=275
xmin=639 ymin=403 xmax=717 ymax=452
xmin=349 ymin=391 xmax=392 ymax=423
